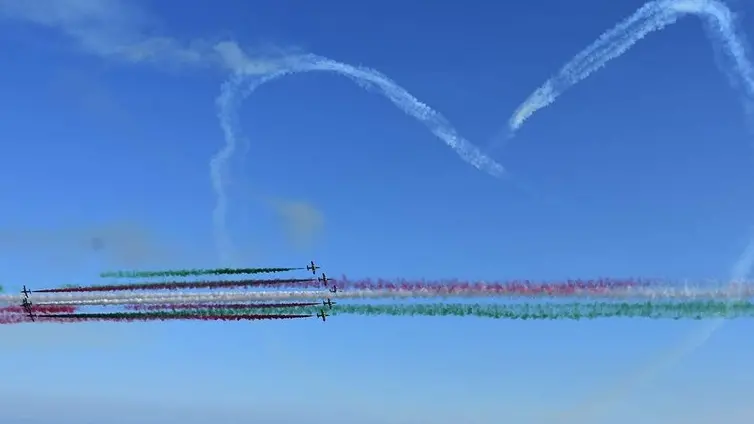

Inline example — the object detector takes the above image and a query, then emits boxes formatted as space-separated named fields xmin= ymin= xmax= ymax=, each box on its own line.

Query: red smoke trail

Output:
xmin=0 ymin=305 xmax=77 ymax=324
xmin=34 ymin=278 xmax=317 ymax=293
xmin=333 ymin=278 xmax=648 ymax=293
xmin=38 ymin=277 xmax=649 ymax=294
xmin=0 ymin=305 xmax=76 ymax=313
xmin=35 ymin=313 xmax=312 ymax=322
xmin=125 ymin=302 xmax=319 ymax=311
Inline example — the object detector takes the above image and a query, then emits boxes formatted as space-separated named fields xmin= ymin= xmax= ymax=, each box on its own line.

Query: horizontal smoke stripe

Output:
xmin=33 ymin=313 xmax=311 ymax=323
xmin=124 ymin=302 xmax=320 ymax=310
xmin=142 ymin=300 xmax=754 ymax=320
xmin=40 ymin=277 xmax=649 ymax=293
xmin=0 ymin=305 xmax=76 ymax=313
xmin=9 ymin=286 xmax=754 ymax=306
xmin=36 ymin=278 xmax=317 ymax=293
xmin=100 ymin=266 xmax=303 ymax=279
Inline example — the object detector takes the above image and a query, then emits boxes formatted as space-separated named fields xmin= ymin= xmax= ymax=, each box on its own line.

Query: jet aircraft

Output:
xmin=316 ymin=310 xmax=328 ymax=322
xmin=20 ymin=293 xmax=34 ymax=322
xmin=306 ymin=260 xmax=320 ymax=275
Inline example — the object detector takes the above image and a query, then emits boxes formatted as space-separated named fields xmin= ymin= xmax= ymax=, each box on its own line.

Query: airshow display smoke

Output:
xmin=30 ymin=313 xmax=313 ymax=323
xmin=211 ymin=55 xmax=506 ymax=261
xmin=500 ymin=1 xmax=754 ymax=419
xmin=0 ymin=305 xmax=76 ymax=314
xmin=34 ymin=278 xmax=318 ymax=293
xmin=28 ymin=300 xmax=754 ymax=321
xmin=34 ymin=277 xmax=646 ymax=293
xmin=125 ymin=302 xmax=320 ymax=311
xmin=507 ymin=0 xmax=754 ymax=135
xmin=100 ymin=266 xmax=304 ymax=279
xmin=10 ymin=284 xmax=754 ymax=306
xmin=7 ymin=261 xmax=754 ymax=325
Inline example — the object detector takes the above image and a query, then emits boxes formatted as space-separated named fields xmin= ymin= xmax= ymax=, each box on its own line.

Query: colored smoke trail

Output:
xmin=0 ymin=314 xmax=29 ymax=324
xmin=332 ymin=277 xmax=647 ymax=292
xmin=99 ymin=266 xmax=302 ymax=279
xmin=0 ymin=305 xmax=75 ymax=314
xmin=37 ymin=278 xmax=317 ymax=293
xmin=13 ymin=284 xmax=754 ymax=306
xmin=35 ymin=312 xmax=312 ymax=323
xmin=212 ymin=55 xmax=506 ymax=261
xmin=125 ymin=302 xmax=319 ymax=311
xmin=38 ymin=277 xmax=647 ymax=294
xmin=92 ymin=300 xmax=754 ymax=320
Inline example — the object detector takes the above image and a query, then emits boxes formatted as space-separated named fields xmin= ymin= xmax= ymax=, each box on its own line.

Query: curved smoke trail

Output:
xmin=211 ymin=54 xmax=506 ymax=261
xmin=508 ymin=0 xmax=754 ymax=134
xmin=502 ymin=0 xmax=754 ymax=422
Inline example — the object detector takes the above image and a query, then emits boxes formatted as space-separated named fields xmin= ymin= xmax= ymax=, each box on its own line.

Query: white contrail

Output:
xmin=210 ymin=53 xmax=506 ymax=261
xmin=504 ymin=0 xmax=754 ymax=422
xmin=5 ymin=285 xmax=754 ymax=306
xmin=508 ymin=0 xmax=754 ymax=134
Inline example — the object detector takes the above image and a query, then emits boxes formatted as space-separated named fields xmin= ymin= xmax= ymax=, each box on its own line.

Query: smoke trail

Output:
xmin=318 ymin=300 xmax=754 ymax=318
xmin=211 ymin=55 xmax=506 ymax=260
xmin=503 ymin=1 xmax=754 ymax=421
xmin=125 ymin=302 xmax=320 ymax=311
xmin=508 ymin=0 xmax=680 ymax=133
xmin=0 ymin=305 xmax=76 ymax=314
xmin=99 ymin=266 xmax=302 ymax=279
xmin=36 ymin=277 xmax=649 ymax=294
xmin=329 ymin=277 xmax=647 ymax=292
xmin=507 ymin=0 xmax=754 ymax=134
xmin=12 ymin=284 xmax=754 ymax=306
xmin=69 ymin=300 xmax=754 ymax=320
xmin=35 ymin=278 xmax=317 ymax=293
xmin=0 ymin=314 xmax=29 ymax=324
xmin=32 ymin=313 xmax=312 ymax=323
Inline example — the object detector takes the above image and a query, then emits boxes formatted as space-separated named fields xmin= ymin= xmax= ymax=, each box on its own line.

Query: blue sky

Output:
xmin=0 ymin=0 xmax=753 ymax=423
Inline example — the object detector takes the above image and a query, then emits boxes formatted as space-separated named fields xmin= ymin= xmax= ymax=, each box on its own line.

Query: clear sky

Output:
xmin=0 ymin=0 xmax=753 ymax=423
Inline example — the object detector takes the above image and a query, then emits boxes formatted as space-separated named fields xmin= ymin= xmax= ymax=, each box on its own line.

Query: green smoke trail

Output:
xmin=141 ymin=300 xmax=754 ymax=319
xmin=99 ymin=267 xmax=302 ymax=279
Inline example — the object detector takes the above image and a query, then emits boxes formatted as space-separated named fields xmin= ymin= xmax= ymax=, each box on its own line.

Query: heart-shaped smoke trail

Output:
xmin=210 ymin=53 xmax=506 ymax=263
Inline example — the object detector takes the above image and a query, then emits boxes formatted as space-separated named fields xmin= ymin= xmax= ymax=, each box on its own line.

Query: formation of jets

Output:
xmin=307 ymin=260 xmax=337 ymax=322
xmin=20 ymin=285 xmax=34 ymax=321
xmin=15 ymin=260 xmax=338 ymax=324
xmin=317 ymin=298 xmax=337 ymax=321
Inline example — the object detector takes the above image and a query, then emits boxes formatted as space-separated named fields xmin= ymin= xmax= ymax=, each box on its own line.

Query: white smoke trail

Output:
xmin=503 ymin=0 xmax=754 ymax=421
xmin=508 ymin=0 xmax=754 ymax=134
xmin=210 ymin=53 xmax=506 ymax=261
xmin=17 ymin=290 xmax=496 ymax=305
xmin=6 ymin=284 xmax=754 ymax=306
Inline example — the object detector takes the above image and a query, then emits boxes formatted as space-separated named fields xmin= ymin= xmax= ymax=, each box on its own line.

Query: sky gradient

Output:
xmin=0 ymin=0 xmax=753 ymax=423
